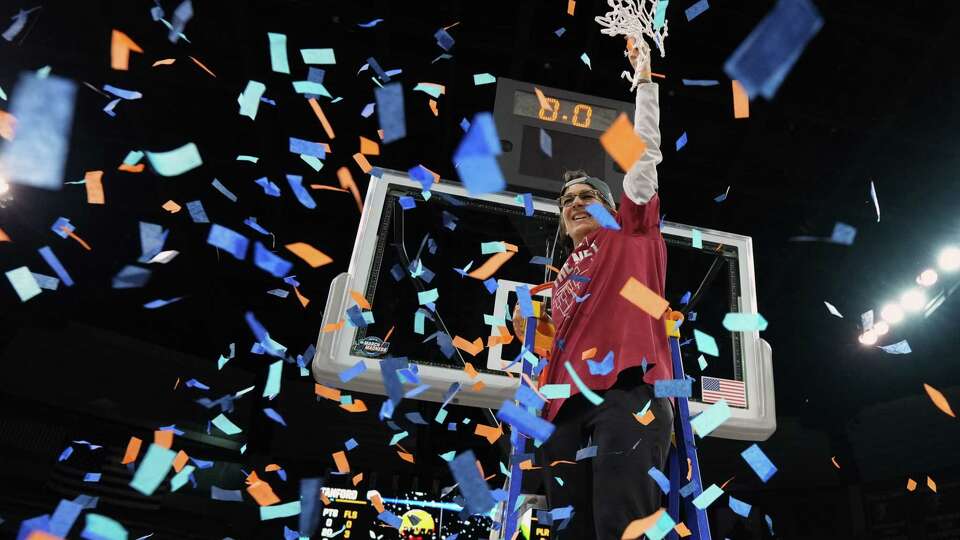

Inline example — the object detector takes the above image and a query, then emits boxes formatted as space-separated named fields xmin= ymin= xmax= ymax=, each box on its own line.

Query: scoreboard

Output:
xmin=314 ymin=486 xmax=550 ymax=539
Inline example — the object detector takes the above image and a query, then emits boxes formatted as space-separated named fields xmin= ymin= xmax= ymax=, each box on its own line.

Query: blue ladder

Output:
xmin=501 ymin=312 xmax=712 ymax=540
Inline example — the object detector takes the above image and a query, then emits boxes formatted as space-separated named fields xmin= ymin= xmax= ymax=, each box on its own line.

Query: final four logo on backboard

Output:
xmin=355 ymin=336 xmax=390 ymax=357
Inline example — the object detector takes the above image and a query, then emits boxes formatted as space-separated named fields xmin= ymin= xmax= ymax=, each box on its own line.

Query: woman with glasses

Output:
xmin=513 ymin=39 xmax=673 ymax=539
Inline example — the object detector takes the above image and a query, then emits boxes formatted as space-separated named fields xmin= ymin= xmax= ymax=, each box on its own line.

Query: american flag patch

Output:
xmin=701 ymin=376 xmax=747 ymax=408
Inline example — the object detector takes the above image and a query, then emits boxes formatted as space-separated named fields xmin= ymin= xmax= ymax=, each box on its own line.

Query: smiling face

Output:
xmin=560 ymin=183 xmax=607 ymax=247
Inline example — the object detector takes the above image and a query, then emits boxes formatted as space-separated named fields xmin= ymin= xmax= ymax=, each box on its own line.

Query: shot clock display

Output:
xmin=512 ymin=90 xmax=620 ymax=132
xmin=493 ymin=78 xmax=634 ymax=198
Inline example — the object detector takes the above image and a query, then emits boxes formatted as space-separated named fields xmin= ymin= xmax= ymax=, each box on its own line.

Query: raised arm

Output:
xmin=622 ymin=42 xmax=663 ymax=205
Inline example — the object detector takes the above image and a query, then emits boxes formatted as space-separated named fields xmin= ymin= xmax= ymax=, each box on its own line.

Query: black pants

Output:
xmin=538 ymin=371 xmax=674 ymax=540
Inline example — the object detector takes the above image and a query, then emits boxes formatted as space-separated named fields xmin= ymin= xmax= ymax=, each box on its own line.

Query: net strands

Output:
xmin=594 ymin=0 xmax=668 ymax=90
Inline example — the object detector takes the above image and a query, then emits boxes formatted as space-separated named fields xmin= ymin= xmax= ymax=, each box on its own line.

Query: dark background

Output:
xmin=1 ymin=0 xmax=960 ymax=538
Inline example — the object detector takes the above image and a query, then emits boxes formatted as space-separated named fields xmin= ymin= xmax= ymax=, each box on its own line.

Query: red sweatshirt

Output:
xmin=542 ymin=192 xmax=671 ymax=422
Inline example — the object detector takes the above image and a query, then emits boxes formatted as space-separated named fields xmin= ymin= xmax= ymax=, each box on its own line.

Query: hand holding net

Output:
xmin=594 ymin=0 xmax=668 ymax=90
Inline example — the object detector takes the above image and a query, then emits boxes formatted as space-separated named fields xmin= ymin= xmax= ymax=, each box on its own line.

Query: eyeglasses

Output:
xmin=558 ymin=189 xmax=603 ymax=208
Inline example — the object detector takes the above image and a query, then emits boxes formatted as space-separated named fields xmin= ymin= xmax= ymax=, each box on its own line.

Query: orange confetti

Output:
xmin=309 ymin=184 xmax=349 ymax=193
xmin=463 ymin=362 xmax=479 ymax=379
xmin=549 ymin=460 xmax=577 ymax=467
xmin=674 ymin=522 xmax=692 ymax=537
xmin=369 ymin=492 xmax=386 ymax=513
xmin=619 ymin=277 xmax=669 ymax=318
xmin=651 ymin=72 xmax=666 ymax=79
xmin=468 ymin=251 xmax=516 ymax=280
xmin=831 ymin=456 xmax=840 ymax=469
xmin=65 ymin=229 xmax=92 ymax=251
xmin=927 ymin=476 xmax=937 ymax=492
xmin=117 ymin=163 xmax=144 ymax=173
xmin=161 ymin=200 xmax=181 ymax=213
xmin=0 ymin=227 xmax=10 ymax=242
xmin=189 ymin=56 xmax=216 ymax=77
xmin=111 ymin=30 xmax=143 ymax=71
xmin=321 ymin=320 xmax=345 ymax=333
xmin=308 ymin=98 xmax=335 ymax=139
xmin=352 ymin=152 xmax=374 ymax=174
xmin=686 ymin=458 xmax=692 ymax=482
xmin=314 ymin=383 xmax=342 ymax=401
xmin=359 ymin=136 xmax=380 ymax=156
xmin=121 ymin=436 xmax=142 ymax=464
xmin=321 ymin=493 xmax=330 ymax=505
xmin=453 ymin=336 xmax=484 ymax=356
xmin=352 ymin=473 xmax=363 ymax=486
xmin=534 ymin=87 xmax=554 ymax=113
xmin=377 ymin=128 xmax=385 ymax=140
xmin=923 ymin=383 xmax=955 ymax=417
xmin=246 ymin=471 xmax=281 ymax=506
xmin=265 ymin=463 xmax=281 ymax=472
xmin=0 ymin=110 xmax=17 ymax=141
xmin=621 ymin=508 xmax=666 ymax=540
xmin=907 ymin=478 xmax=917 ymax=491
xmin=172 ymin=450 xmax=189 ymax=472
xmin=293 ymin=286 xmax=310 ymax=308
xmin=154 ymin=430 xmax=173 ymax=449
xmin=428 ymin=99 xmax=439 ymax=116
xmin=546 ymin=264 xmax=561 ymax=274
xmin=600 ymin=113 xmax=647 ymax=171
xmin=519 ymin=459 xmax=538 ymax=470
xmin=581 ymin=347 xmax=597 ymax=360
xmin=719 ymin=475 xmax=735 ymax=490
xmin=567 ymin=0 xmax=576 ymax=15
xmin=84 ymin=170 xmax=105 ymax=205
xmin=471 ymin=380 xmax=487 ymax=392
xmin=383 ymin=325 xmax=395 ymax=342
xmin=174 ymin=377 xmax=179 ymax=389
xmin=26 ymin=532 xmax=63 ymax=540
xmin=488 ymin=325 xmax=514 ymax=347
xmin=634 ymin=409 xmax=656 ymax=426
xmin=337 ymin=166 xmax=364 ymax=213
xmin=340 ymin=399 xmax=368 ymax=413
xmin=332 ymin=451 xmax=350 ymax=473
xmin=285 ymin=242 xmax=333 ymax=268
xmin=152 ymin=58 xmax=176 ymax=66
xmin=474 ymin=423 xmax=503 ymax=444
xmin=732 ymin=80 xmax=750 ymax=119
xmin=397 ymin=451 xmax=415 ymax=464
xmin=350 ymin=290 xmax=372 ymax=309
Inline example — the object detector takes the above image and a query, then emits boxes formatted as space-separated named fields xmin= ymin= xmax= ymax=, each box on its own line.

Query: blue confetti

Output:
xmin=185 ymin=200 xmax=209 ymax=223
xmin=263 ymin=408 xmax=288 ymax=426
xmin=255 ymin=176 xmax=281 ymax=197
xmin=723 ymin=0 xmax=823 ymax=99
xmin=587 ymin=351 xmax=615 ymax=376
xmin=211 ymin=178 xmax=238 ymax=202
xmin=675 ymin=131 xmax=688 ymax=151
xmin=357 ymin=18 xmax=384 ymax=28
xmin=286 ymin=174 xmax=317 ymax=209
xmin=453 ymin=113 xmax=505 ymax=195
xmin=37 ymin=245 xmax=74 ymax=287
xmin=585 ymin=203 xmax=620 ymax=230
xmin=375 ymin=83 xmax=406 ymax=143
xmin=253 ymin=242 xmax=292 ymax=278
xmin=647 ymin=466 xmax=670 ymax=494
xmin=685 ymin=0 xmax=710 ymax=21
xmin=207 ymin=224 xmax=249 ymax=260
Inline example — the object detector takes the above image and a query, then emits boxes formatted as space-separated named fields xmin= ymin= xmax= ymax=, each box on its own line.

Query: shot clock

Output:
xmin=511 ymin=90 xmax=619 ymax=132
xmin=493 ymin=78 xmax=635 ymax=200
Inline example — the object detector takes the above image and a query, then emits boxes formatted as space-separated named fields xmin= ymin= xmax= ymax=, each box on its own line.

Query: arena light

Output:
xmin=873 ymin=320 xmax=890 ymax=336
xmin=0 ymin=177 xmax=9 ymax=196
xmin=938 ymin=246 xmax=960 ymax=272
xmin=917 ymin=268 xmax=938 ymax=287
xmin=880 ymin=303 xmax=905 ymax=324
xmin=900 ymin=289 xmax=927 ymax=312
xmin=858 ymin=329 xmax=878 ymax=345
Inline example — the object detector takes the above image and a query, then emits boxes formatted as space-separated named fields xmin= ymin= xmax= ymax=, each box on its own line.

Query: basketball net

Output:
xmin=595 ymin=0 xmax=668 ymax=90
